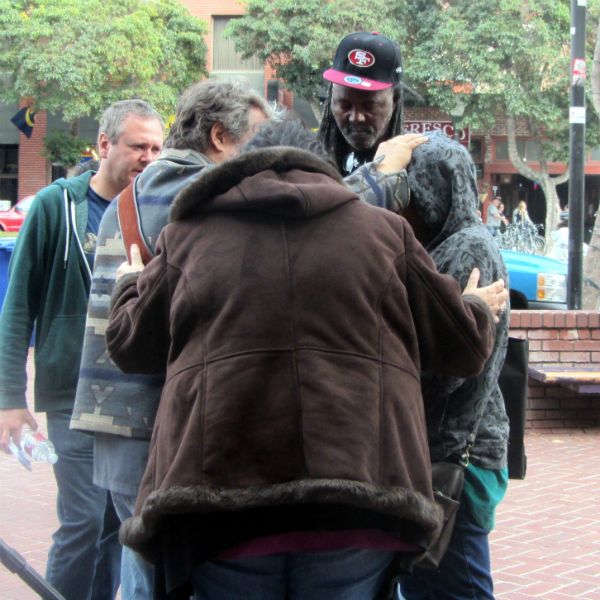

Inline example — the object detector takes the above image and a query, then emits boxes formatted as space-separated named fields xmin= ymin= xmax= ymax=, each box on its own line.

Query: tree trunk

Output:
xmin=583 ymin=221 xmax=600 ymax=309
xmin=592 ymin=20 xmax=600 ymax=116
xmin=69 ymin=119 xmax=80 ymax=138
xmin=583 ymin=20 xmax=600 ymax=309
xmin=505 ymin=115 xmax=569 ymax=252
xmin=538 ymin=176 xmax=563 ymax=249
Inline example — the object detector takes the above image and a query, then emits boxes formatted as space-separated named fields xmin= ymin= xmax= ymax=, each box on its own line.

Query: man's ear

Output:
xmin=97 ymin=133 xmax=110 ymax=160
xmin=209 ymin=122 xmax=227 ymax=154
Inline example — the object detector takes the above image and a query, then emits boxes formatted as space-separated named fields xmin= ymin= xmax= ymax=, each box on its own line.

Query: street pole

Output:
xmin=453 ymin=118 xmax=459 ymax=142
xmin=567 ymin=0 xmax=586 ymax=309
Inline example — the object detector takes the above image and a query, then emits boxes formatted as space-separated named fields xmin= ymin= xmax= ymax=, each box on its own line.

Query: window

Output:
xmin=213 ymin=17 xmax=263 ymax=71
xmin=212 ymin=17 xmax=264 ymax=95
xmin=0 ymin=145 xmax=18 ymax=203
xmin=495 ymin=139 xmax=540 ymax=162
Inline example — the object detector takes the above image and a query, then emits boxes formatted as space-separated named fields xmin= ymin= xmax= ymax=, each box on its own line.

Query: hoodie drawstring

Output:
xmin=63 ymin=189 xmax=70 ymax=268
xmin=63 ymin=188 xmax=93 ymax=282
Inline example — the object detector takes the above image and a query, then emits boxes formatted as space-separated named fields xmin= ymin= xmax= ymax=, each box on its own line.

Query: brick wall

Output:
xmin=17 ymin=109 xmax=50 ymax=199
xmin=510 ymin=310 xmax=600 ymax=431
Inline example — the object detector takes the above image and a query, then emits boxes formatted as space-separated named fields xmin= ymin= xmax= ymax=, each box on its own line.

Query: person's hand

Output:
xmin=0 ymin=408 xmax=38 ymax=453
xmin=374 ymin=134 xmax=428 ymax=174
xmin=116 ymin=244 xmax=145 ymax=281
xmin=463 ymin=268 xmax=508 ymax=323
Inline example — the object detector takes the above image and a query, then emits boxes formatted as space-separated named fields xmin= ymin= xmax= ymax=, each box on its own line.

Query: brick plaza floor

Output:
xmin=3 ymin=430 xmax=600 ymax=599
xmin=1 ymin=358 xmax=599 ymax=599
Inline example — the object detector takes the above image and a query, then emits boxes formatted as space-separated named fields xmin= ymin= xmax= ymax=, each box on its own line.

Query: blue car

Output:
xmin=501 ymin=249 xmax=567 ymax=310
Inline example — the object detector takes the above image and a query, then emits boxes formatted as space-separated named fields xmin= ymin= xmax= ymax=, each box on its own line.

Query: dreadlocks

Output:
xmin=318 ymin=83 xmax=404 ymax=174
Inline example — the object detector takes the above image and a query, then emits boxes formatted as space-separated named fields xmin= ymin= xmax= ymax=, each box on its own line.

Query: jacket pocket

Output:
xmin=35 ymin=314 xmax=86 ymax=395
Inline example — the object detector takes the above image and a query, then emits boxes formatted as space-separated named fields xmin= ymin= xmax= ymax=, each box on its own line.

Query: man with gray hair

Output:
xmin=71 ymin=77 xmax=269 ymax=598
xmin=0 ymin=99 xmax=164 ymax=600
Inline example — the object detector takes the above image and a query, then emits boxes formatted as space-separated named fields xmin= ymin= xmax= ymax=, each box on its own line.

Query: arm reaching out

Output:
xmin=374 ymin=134 xmax=428 ymax=174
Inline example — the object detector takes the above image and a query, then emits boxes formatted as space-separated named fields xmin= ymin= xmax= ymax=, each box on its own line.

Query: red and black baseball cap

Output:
xmin=323 ymin=32 xmax=403 ymax=91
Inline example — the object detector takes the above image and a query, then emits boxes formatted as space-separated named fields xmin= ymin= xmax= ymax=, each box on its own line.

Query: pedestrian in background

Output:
xmin=512 ymin=200 xmax=533 ymax=226
xmin=498 ymin=201 xmax=509 ymax=232
xmin=0 ymin=99 xmax=164 ymax=600
xmin=485 ymin=197 xmax=503 ymax=237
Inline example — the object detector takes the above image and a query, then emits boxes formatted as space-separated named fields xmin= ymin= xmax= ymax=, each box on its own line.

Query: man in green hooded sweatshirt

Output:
xmin=0 ymin=99 xmax=164 ymax=600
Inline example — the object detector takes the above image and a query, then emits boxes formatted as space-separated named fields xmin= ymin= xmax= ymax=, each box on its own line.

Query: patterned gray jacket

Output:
xmin=404 ymin=132 xmax=509 ymax=469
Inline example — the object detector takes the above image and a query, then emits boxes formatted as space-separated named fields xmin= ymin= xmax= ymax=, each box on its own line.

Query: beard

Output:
xmin=339 ymin=123 xmax=381 ymax=151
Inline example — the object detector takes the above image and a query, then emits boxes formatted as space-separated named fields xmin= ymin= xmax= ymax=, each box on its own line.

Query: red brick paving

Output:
xmin=1 ymin=353 xmax=600 ymax=598
xmin=491 ymin=430 xmax=600 ymax=599
xmin=0 ymin=410 xmax=55 ymax=600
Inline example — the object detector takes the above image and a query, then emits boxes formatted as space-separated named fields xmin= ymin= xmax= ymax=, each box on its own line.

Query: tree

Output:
xmin=405 ymin=0 xmax=600 ymax=249
xmin=226 ymin=0 xmax=408 ymax=112
xmin=231 ymin=0 xmax=600 ymax=251
xmin=0 ymin=0 xmax=208 ymax=128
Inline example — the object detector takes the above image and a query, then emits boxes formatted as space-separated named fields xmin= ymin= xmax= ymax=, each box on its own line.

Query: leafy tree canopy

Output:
xmin=0 ymin=0 xmax=208 ymax=122
xmin=406 ymin=0 xmax=600 ymax=156
xmin=231 ymin=0 xmax=600 ymax=153
xmin=227 ymin=0 xmax=408 ymax=101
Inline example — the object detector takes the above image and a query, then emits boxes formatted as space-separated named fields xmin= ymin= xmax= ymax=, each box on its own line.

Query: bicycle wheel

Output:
xmin=534 ymin=236 xmax=546 ymax=254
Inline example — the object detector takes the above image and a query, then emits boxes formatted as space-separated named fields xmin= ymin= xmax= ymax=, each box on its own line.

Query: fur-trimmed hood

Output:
xmin=171 ymin=147 xmax=351 ymax=221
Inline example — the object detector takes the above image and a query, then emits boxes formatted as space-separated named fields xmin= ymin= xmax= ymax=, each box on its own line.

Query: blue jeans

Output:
xmin=190 ymin=548 xmax=396 ymax=600
xmin=111 ymin=491 xmax=154 ymax=600
xmin=45 ymin=411 xmax=121 ymax=600
xmin=91 ymin=495 xmax=122 ymax=600
xmin=399 ymin=501 xmax=494 ymax=600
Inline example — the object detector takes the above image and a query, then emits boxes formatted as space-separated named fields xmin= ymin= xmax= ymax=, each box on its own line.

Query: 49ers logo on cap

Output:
xmin=348 ymin=49 xmax=375 ymax=68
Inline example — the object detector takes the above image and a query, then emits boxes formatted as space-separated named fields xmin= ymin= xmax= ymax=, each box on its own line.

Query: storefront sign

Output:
xmin=404 ymin=121 xmax=470 ymax=145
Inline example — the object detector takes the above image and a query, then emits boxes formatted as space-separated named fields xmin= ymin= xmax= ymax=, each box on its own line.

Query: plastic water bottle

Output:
xmin=20 ymin=425 xmax=58 ymax=464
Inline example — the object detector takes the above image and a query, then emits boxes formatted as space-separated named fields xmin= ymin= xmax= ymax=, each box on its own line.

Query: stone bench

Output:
xmin=528 ymin=364 xmax=600 ymax=394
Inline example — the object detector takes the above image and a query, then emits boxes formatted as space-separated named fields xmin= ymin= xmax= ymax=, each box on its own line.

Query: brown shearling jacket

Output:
xmin=106 ymin=147 xmax=495 ymax=567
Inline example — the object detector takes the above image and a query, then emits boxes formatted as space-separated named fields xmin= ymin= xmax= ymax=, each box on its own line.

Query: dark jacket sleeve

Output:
xmin=0 ymin=194 xmax=52 ymax=408
xmin=399 ymin=221 xmax=495 ymax=378
xmin=106 ymin=233 xmax=172 ymax=375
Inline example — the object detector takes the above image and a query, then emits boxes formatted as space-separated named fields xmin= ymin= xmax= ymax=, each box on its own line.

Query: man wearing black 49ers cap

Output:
xmin=319 ymin=31 xmax=426 ymax=190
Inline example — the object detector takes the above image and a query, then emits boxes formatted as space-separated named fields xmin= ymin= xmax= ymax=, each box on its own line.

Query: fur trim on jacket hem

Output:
xmin=120 ymin=478 xmax=443 ymax=559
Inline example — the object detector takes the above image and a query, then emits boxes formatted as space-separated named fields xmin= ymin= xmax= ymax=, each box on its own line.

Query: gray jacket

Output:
xmin=405 ymin=132 xmax=509 ymax=468
xmin=71 ymin=149 xmax=213 ymax=439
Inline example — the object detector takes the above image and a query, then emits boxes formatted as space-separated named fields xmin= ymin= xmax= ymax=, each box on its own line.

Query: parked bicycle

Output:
xmin=498 ymin=221 xmax=546 ymax=254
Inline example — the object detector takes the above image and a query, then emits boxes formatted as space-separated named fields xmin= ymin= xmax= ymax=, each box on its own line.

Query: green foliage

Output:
xmin=231 ymin=0 xmax=600 ymax=158
xmin=227 ymin=0 xmax=408 ymax=101
xmin=405 ymin=0 xmax=600 ymax=153
xmin=0 ymin=0 xmax=208 ymax=121
xmin=42 ymin=131 xmax=91 ymax=167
